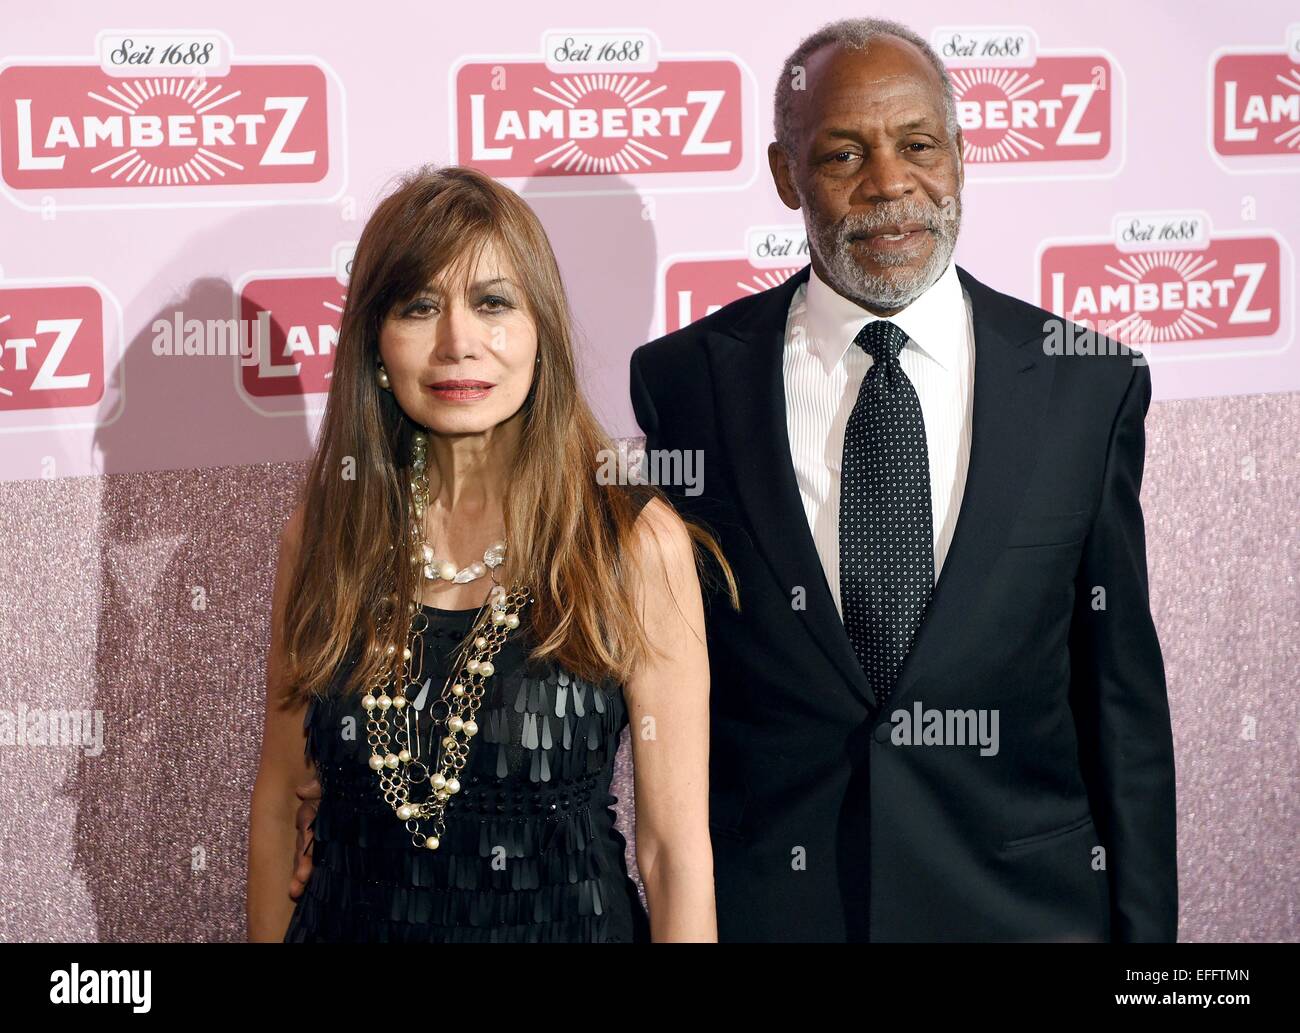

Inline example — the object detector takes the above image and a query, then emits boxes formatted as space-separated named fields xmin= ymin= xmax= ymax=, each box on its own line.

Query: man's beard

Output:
xmin=802 ymin=193 xmax=961 ymax=311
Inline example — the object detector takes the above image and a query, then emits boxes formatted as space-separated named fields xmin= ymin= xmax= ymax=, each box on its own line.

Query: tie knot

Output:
xmin=853 ymin=320 xmax=908 ymax=364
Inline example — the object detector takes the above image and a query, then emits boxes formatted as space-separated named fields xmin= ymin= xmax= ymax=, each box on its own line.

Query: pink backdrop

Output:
xmin=0 ymin=1 xmax=1295 ymax=941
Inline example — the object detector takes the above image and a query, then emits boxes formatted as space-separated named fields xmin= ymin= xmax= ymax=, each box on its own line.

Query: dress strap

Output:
xmin=623 ymin=480 xmax=657 ymax=523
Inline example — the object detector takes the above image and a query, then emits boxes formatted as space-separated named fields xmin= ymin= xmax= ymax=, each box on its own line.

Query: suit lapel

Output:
xmin=702 ymin=263 xmax=1056 ymax=716
xmin=885 ymin=267 xmax=1056 ymax=714
xmin=705 ymin=264 xmax=876 ymax=708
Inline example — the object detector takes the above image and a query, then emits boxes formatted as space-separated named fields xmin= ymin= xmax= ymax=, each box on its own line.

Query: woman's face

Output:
xmin=377 ymin=239 xmax=538 ymax=436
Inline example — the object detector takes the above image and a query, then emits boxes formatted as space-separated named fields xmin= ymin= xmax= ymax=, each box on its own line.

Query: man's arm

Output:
xmin=629 ymin=347 xmax=663 ymax=455
xmin=1068 ymin=360 xmax=1178 ymax=942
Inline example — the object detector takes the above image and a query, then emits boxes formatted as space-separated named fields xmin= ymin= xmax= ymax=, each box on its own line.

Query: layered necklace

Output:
xmin=362 ymin=428 xmax=531 ymax=850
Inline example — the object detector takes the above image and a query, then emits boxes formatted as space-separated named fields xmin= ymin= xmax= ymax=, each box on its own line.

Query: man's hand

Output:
xmin=289 ymin=777 xmax=321 ymax=900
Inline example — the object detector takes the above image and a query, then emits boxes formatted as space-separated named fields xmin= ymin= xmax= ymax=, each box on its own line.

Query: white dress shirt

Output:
xmin=782 ymin=260 xmax=976 ymax=617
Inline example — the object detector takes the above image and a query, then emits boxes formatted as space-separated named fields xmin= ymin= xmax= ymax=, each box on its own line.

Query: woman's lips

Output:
xmin=425 ymin=381 xmax=494 ymax=402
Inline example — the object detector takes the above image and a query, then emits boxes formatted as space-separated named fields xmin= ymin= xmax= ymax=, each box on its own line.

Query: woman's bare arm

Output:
xmin=624 ymin=498 xmax=717 ymax=942
xmin=246 ymin=503 xmax=317 ymax=942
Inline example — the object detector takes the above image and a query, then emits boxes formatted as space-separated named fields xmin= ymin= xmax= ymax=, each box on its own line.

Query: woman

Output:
xmin=246 ymin=164 xmax=738 ymax=943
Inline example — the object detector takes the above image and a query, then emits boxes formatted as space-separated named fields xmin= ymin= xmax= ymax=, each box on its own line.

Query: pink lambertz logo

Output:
xmin=933 ymin=26 xmax=1122 ymax=178
xmin=0 ymin=280 xmax=124 ymax=431
xmin=1211 ymin=46 xmax=1300 ymax=160
xmin=452 ymin=31 xmax=749 ymax=187
xmin=662 ymin=227 xmax=808 ymax=332
xmin=1039 ymin=223 xmax=1283 ymax=348
xmin=0 ymin=63 xmax=329 ymax=188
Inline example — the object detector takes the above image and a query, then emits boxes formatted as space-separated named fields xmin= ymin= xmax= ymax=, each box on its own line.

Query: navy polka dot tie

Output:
xmin=839 ymin=320 xmax=934 ymax=708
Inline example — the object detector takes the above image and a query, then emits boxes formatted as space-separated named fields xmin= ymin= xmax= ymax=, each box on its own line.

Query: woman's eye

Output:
xmin=400 ymin=296 xmax=511 ymax=317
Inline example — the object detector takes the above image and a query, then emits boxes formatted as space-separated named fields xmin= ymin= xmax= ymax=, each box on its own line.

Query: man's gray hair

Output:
xmin=773 ymin=17 xmax=959 ymax=158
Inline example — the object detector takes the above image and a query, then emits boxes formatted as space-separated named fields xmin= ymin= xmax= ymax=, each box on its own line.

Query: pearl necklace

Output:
xmin=420 ymin=540 xmax=506 ymax=584
xmin=362 ymin=428 xmax=530 ymax=850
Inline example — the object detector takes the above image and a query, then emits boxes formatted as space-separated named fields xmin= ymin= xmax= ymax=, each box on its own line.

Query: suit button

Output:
xmin=873 ymin=721 xmax=891 ymax=744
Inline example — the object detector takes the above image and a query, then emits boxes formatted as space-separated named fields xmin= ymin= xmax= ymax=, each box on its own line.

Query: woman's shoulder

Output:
xmin=613 ymin=482 xmax=686 ymax=544
xmin=595 ymin=482 xmax=689 ymax=584
xmin=622 ymin=489 xmax=695 ymax=581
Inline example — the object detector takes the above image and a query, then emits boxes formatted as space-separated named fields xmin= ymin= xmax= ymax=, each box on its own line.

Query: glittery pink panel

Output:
xmin=0 ymin=401 xmax=1296 ymax=942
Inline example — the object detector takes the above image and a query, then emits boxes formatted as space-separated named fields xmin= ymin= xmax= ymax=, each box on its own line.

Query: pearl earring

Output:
xmin=376 ymin=364 xmax=391 ymax=390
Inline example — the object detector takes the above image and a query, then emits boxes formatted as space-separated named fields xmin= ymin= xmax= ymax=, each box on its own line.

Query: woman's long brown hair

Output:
xmin=279 ymin=164 xmax=738 ymax=706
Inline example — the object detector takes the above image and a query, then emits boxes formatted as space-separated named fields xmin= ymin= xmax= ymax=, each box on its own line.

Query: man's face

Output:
xmin=769 ymin=38 xmax=965 ymax=313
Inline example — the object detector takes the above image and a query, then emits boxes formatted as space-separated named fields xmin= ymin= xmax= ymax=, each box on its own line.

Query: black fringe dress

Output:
xmin=283 ymin=598 xmax=651 ymax=943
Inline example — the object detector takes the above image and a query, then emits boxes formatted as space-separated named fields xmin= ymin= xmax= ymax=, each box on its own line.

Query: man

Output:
xmin=628 ymin=17 xmax=1176 ymax=941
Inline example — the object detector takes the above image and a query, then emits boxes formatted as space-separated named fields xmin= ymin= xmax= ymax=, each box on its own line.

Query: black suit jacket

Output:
xmin=629 ymin=263 xmax=1177 ymax=942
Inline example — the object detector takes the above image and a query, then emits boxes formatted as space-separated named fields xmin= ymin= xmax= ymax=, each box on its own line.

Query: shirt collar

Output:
xmin=800 ymin=260 xmax=964 ymax=374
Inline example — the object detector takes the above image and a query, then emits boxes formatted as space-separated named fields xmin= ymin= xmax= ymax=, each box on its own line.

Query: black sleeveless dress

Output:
xmin=284 ymin=492 xmax=654 ymax=943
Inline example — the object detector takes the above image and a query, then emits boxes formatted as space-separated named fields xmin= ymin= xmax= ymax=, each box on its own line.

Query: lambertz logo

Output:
xmin=234 ymin=244 xmax=353 ymax=415
xmin=662 ymin=227 xmax=806 ymax=332
xmin=932 ymin=26 xmax=1121 ymax=177
xmin=1210 ymin=26 xmax=1300 ymax=166
xmin=0 ymin=30 xmax=343 ymax=208
xmin=453 ymin=30 xmax=749 ymax=186
xmin=0 ymin=278 xmax=123 ymax=431
xmin=1038 ymin=212 xmax=1285 ymax=350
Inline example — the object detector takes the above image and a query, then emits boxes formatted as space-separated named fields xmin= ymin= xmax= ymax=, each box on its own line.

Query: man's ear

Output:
xmin=768 ymin=142 xmax=801 ymax=211
xmin=953 ymin=127 xmax=965 ymax=193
